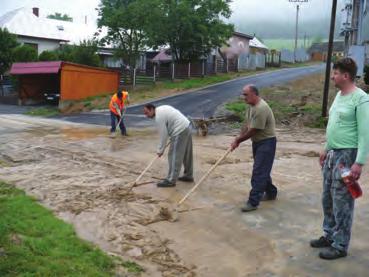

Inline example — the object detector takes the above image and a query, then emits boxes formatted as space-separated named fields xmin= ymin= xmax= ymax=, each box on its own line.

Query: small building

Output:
xmin=249 ymin=37 xmax=269 ymax=55
xmin=10 ymin=61 xmax=119 ymax=108
xmin=308 ymin=41 xmax=345 ymax=61
xmin=218 ymin=31 xmax=253 ymax=59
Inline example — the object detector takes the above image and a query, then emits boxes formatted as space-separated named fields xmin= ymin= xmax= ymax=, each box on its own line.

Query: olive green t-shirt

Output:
xmin=245 ymin=99 xmax=276 ymax=142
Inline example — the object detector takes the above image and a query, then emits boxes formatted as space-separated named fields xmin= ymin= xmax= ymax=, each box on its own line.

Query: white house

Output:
xmin=0 ymin=7 xmax=121 ymax=68
xmin=0 ymin=7 xmax=69 ymax=54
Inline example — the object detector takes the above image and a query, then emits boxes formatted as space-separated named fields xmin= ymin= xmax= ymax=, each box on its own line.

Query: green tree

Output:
xmin=55 ymin=45 xmax=75 ymax=62
xmin=47 ymin=12 xmax=73 ymax=22
xmin=39 ymin=50 xmax=59 ymax=61
xmin=147 ymin=0 xmax=234 ymax=62
xmin=52 ymin=41 xmax=101 ymax=67
xmin=98 ymin=0 xmax=233 ymax=65
xmin=97 ymin=0 xmax=150 ymax=67
xmin=0 ymin=28 xmax=19 ymax=75
xmin=72 ymin=40 xmax=101 ymax=67
xmin=13 ymin=45 xmax=38 ymax=62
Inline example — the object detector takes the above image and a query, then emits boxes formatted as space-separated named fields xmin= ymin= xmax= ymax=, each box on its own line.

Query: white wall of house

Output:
xmin=101 ymin=54 xmax=146 ymax=70
xmin=18 ymin=36 xmax=61 ymax=55
xmin=101 ymin=56 xmax=122 ymax=68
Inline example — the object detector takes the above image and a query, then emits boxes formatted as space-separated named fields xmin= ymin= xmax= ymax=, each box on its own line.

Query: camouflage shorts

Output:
xmin=321 ymin=148 xmax=357 ymax=251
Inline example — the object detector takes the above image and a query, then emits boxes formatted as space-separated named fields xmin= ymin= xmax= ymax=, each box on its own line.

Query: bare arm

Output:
xmin=230 ymin=128 xmax=258 ymax=151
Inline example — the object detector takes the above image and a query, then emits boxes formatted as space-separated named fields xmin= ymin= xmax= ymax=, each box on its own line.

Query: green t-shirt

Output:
xmin=326 ymin=87 xmax=369 ymax=164
xmin=245 ymin=99 xmax=276 ymax=142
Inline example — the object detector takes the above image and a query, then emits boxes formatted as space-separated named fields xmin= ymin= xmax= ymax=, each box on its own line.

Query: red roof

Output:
xmin=10 ymin=61 xmax=62 ymax=75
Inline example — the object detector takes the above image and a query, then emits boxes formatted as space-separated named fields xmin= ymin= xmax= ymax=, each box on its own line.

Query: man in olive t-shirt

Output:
xmin=231 ymin=84 xmax=277 ymax=212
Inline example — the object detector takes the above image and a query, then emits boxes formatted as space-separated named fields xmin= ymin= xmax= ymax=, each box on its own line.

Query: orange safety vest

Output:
xmin=109 ymin=91 xmax=128 ymax=115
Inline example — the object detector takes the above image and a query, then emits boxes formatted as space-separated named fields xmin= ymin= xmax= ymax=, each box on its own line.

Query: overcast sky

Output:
xmin=0 ymin=0 xmax=345 ymax=26
xmin=230 ymin=0 xmax=344 ymax=23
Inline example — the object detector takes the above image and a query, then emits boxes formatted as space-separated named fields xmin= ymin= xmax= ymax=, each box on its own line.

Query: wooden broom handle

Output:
xmin=133 ymin=155 xmax=159 ymax=185
xmin=129 ymin=141 xmax=171 ymax=190
xmin=178 ymin=148 xmax=232 ymax=206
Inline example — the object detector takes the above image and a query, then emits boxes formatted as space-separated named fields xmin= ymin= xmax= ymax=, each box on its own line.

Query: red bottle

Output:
xmin=340 ymin=167 xmax=363 ymax=199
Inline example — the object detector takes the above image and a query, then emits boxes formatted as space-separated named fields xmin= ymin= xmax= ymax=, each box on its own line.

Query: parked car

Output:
xmin=43 ymin=90 xmax=60 ymax=104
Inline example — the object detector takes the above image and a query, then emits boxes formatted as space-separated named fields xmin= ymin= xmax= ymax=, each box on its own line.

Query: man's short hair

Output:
xmin=248 ymin=85 xmax=259 ymax=96
xmin=144 ymin=103 xmax=156 ymax=110
xmin=333 ymin=57 xmax=358 ymax=81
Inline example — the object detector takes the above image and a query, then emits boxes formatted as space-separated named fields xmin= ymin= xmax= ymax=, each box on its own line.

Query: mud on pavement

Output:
xmin=0 ymin=115 xmax=195 ymax=276
xmin=1 ymin=114 xmax=369 ymax=276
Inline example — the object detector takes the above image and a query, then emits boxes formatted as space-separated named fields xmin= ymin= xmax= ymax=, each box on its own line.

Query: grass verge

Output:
xmin=225 ymin=73 xmax=336 ymax=128
xmin=25 ymin=107 xmax=60 ymax=117
xmin=0 ymin=181 xmax=143 ymax=276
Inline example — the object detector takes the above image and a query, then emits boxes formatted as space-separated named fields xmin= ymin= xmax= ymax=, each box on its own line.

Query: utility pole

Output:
xmin=289 ymin=0 xmax=309 ymax=62
xmin=322 ymin=0 xmax=338 ymax=118
xmin=341 ymin=0 xmax=353 ymax=56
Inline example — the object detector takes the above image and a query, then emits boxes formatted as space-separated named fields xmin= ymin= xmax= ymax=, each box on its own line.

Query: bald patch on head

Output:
xmin=245 ymin=84 xmax=259 ymax=96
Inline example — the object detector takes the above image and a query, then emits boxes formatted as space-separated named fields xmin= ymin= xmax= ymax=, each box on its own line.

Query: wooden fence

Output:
xmin=121 ymin=54 xmax=281 ymax=87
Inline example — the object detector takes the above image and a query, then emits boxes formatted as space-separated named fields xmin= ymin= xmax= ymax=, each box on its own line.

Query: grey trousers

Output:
xmin=167 ymin=127 xmax=193 ymax=183
xmin=322 ymin=148 xmax=357 ymax=251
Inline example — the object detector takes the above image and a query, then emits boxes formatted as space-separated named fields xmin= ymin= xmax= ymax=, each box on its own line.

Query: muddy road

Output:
xmin=1 ymin=114 xmax=369 ymax=276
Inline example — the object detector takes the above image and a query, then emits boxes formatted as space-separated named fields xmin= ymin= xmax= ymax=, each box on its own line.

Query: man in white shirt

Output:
xmin=143 ymin=104 xmax=194 ymax=187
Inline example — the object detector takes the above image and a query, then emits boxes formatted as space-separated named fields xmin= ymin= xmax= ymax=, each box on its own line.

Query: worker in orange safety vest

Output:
xmin=109 ymin=90 xmax=129 ymax=137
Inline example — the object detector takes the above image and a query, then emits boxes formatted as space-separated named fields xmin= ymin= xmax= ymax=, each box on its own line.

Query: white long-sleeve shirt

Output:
xmin=155 ymin=105 xmax=190 ymax=154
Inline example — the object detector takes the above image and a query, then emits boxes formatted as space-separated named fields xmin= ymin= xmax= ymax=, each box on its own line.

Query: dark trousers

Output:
xmin=248 ymin=137 xmax=277 ymax=207
xmin=110 ymin=111 xmax=127 ymax=135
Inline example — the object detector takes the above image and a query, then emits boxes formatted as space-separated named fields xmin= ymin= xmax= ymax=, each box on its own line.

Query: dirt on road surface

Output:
xmin=1 ymin=114 xmax=369 ymax=277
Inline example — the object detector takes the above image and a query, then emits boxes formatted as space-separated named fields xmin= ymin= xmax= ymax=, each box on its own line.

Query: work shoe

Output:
xmin=319 ymin=246 xmax=347 ymax=260
xmin=157 ymin=179 xmax=176 ymax=187
xmin=260 ymin=194 xmax=277 ymax=201
xmin=240 ymin=202 xmax=258 ymax=212
xmin=178 ymin=176 xmax=194 ymax=182
xmin=310 ymin=236 xmax=333 ymax=248
xmin=110 ymin=132 xmax=116 ymax=138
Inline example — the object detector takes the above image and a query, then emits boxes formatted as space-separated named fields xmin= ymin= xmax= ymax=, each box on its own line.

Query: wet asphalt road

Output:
xmin=3 ymin=64 xmax=324 ymax=128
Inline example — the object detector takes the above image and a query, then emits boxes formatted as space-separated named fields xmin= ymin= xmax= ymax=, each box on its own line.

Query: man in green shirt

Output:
xmin=230 ymin=85 xmax=277 ymax=212
xmin=310 ymin=58 xmax=369 ymax=260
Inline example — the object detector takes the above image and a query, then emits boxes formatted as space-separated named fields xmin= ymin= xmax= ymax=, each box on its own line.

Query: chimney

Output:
xmin=32 ymin=7 xmax=39 ymax=17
